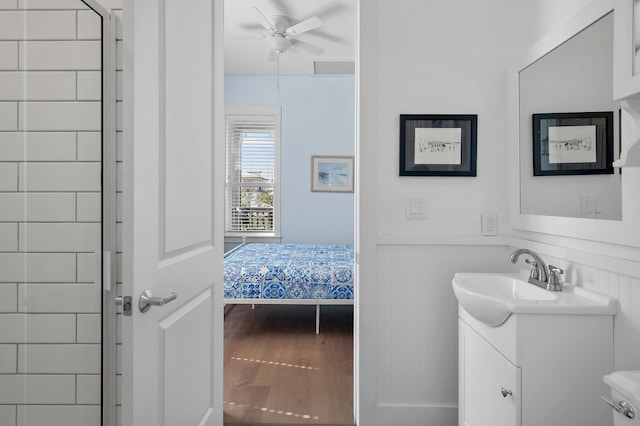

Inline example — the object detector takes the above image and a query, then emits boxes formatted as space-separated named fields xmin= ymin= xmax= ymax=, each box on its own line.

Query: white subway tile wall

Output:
xmin=0 ymin=285 xmax=17 ymax=312
xmin=18 ymin=0 xmax=87 ymax=9
xmin=17 ymin=283 xmax=101 ymax=313
xmin=0 ymin=71 xmax=77 ymax=101
xmin=0 ymin=345 xmax=17 ymax=373
xmin=17 ymin=406 xmax=100 ymax=426
xmin=77 ymin=132 xmax=102 ymax=161
xmin=0 ymin=3 xmax=112 ymax=425
xmin=0 ymin=1 xmax=16 ymax=10
xmin=19 ymin=41 xmax=101 ymax=70
xmin=0 ymin=102 xmax=17 ymax=130
xmin=0 ymin=253 xmax=77 ymax=282
xmin=0 ymin=193 xmax=77 ymax=221
xmin=0 ymin=375 xmax=76 ymax=404
xmin=0 ymin=132 xmax=78 ymax=161
xmin=18 ymin=162 xmax=101 ymax=191
xmin=16 ymin=344 xmax=101 ymax=374
xmin=0 ymin=11 xmax=76 ymax=39
xmin=0 ymin=313 xmax=77 ymax=344
xmin=18 ymin=101 xmax=101 ymax=130
xmin=0 ymin=223 xmax=17 ymax=251
xmin=76 ymin=71 xmax=101 ymax=100
xmin=76 ymin=374 xmax=101 ymax=404
xmin=0 ymin=42 xmax=18 ymax=70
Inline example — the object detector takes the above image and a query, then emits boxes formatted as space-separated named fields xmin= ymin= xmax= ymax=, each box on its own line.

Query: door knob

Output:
xmin=501 ymin=387 xmax=513 ymax=398
xmin=139 ymin=289 xmax=177 ymax=313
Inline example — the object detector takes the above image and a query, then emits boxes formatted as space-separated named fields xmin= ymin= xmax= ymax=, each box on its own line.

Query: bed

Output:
xmin=224 ymin=243 xmax=355 ymax=333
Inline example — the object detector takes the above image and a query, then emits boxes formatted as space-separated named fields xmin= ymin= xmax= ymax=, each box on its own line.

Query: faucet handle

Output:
xmin=524 ymin=258 xmax=539 ymax=279
xmin=547 ymin=265 xmax=564 ymax=291
xmin=548 ymin=265 xmax=564 ymax=274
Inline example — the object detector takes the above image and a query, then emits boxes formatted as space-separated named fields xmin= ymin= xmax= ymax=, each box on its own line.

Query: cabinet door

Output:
xmin=614 ymin=0 xmax=640 ymax=98
xmin=460 ymin=320 xmax=520 ymax=426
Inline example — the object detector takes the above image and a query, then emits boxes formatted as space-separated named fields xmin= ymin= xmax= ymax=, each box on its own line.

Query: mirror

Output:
xmin=518 ymin=12 xmax=622 ymax=220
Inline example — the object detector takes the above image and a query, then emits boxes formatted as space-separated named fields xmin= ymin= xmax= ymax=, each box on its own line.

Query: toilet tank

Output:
xmin=604 ymin=371 xmax=640 ymax=425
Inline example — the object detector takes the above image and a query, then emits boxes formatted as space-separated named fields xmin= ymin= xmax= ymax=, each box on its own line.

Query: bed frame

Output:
xmin=224 ymin=243 xmax=354 ymax=334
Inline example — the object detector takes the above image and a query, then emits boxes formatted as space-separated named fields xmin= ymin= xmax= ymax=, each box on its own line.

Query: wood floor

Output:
xmin=224 ymin=304 xmax=354 ymax=426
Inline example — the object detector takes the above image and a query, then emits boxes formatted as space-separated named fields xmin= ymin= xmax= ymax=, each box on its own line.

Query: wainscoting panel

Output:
xmin=374 ymin=244 xmax=516 ymax=407
xmin=540 ymin=252 xmax=640 ymax=371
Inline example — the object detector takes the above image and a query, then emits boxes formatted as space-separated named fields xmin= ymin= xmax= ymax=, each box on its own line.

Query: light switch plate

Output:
xmin=406 ymin=197 xmax=428 ymax=219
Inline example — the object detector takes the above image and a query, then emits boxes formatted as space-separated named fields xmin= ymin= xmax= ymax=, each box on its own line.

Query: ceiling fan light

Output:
xmin=267 ymin=33 xmax=291 ymax=54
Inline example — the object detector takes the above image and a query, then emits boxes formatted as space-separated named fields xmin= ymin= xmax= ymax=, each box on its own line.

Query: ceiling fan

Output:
xmin=253 ymin=7 xmax=325 ymax=59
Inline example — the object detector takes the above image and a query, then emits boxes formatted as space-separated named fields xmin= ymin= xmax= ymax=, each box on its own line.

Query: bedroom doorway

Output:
xmin=222 ymin=0 xmax=357 ymax=424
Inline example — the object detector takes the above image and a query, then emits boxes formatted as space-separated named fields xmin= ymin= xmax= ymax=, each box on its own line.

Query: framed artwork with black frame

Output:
xmin=399 ymin=114 xmax=477 ymax=176
xmin=532 ymin=111 xmax=614 ymax=176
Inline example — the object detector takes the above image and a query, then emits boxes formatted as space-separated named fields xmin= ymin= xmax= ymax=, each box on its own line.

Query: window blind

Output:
xmin=225 ymin=116 xmax=277 ymax=233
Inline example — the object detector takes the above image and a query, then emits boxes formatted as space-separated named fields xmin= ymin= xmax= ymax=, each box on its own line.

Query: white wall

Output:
xmin=357 ymin=0 xmax=512 ymax=424
xmin=225 ymin=75 xmax=355 ymax=244
xmin=358 ymin=0 xmax=640 ymax=425
xmin=505 ymin=0 xmax=596 ymax=58
xmin=0 ymin=2 xmax=104 ymax=425
xmin=372 ymin=1 xmax=509 ymax=237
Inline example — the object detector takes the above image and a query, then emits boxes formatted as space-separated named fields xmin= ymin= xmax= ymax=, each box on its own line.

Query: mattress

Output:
xmin=224 ymin=243 xmax=354 ymax=300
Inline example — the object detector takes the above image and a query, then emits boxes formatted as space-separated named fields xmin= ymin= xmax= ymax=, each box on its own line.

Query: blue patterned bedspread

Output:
xmin=224 ymin=244 xmax=354 ymax=300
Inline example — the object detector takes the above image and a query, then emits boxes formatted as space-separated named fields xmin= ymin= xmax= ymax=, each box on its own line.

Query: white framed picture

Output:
xmin=310 ymin=155 xmax=354 ymax=193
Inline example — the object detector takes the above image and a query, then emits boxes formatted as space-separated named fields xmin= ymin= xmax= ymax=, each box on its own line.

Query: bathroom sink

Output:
xmin=452 ymin=273 xmax=616 ymax=327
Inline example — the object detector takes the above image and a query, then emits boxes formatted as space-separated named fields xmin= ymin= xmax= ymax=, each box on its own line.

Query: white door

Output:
xmin=121 ymin=0 xmax=225 ymax=425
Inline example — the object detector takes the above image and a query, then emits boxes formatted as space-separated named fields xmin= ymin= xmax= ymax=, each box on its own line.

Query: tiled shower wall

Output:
xmin=0 ymin=2 xmax=105 ymax=425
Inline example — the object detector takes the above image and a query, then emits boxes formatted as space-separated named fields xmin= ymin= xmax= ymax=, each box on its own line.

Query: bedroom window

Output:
xmin=225 ymin=106 xmax=281 ymax=237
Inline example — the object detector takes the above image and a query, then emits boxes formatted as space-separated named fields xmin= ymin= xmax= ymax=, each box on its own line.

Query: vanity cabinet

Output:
xmin=458 ymin=307 xmax=613 ymax=426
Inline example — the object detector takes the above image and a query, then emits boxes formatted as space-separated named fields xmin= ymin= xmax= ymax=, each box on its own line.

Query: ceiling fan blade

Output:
xmin=286 ymin=16 xmax=322 ymax=36
xmin=290 ymin=39 xmax=325 ymax=56
xmin=254 ymin=7 xmax=275 ymax=31
xmin=305 ymin=29 xmax=346 ymax=44
xmin=226 ymin=35 xmax=265 ymax=41
xmin=239 ymin=23 xmax=264 ymax=31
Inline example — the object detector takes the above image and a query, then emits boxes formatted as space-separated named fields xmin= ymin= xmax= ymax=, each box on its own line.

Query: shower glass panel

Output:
xmin=0 ymin=2 xmax=109 ymax=425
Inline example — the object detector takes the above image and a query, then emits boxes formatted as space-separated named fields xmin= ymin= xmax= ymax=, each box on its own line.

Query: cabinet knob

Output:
xmin=501 ymin=387 xmax=513 ymax=398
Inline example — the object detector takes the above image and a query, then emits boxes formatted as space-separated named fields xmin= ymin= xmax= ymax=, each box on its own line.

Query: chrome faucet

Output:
xmin=509 ymin=249 xmax=563 ymax=291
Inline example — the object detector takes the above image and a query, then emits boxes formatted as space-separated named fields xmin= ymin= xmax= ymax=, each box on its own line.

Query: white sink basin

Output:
xmin=452 ymin=273 xmax=616 ymax=327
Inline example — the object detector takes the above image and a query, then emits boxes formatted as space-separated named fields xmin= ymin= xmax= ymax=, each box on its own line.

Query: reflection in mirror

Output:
xmin=519 ymin=12 xmax=621 ymax=220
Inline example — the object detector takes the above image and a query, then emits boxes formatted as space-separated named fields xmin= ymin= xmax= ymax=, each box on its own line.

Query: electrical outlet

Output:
xmin=481 ymin=212 xmax=497 ymax=236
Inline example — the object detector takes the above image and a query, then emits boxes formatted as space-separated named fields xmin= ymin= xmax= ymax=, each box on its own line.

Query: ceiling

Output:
xmin=224 ymin=0 xmax=356 ymax=75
